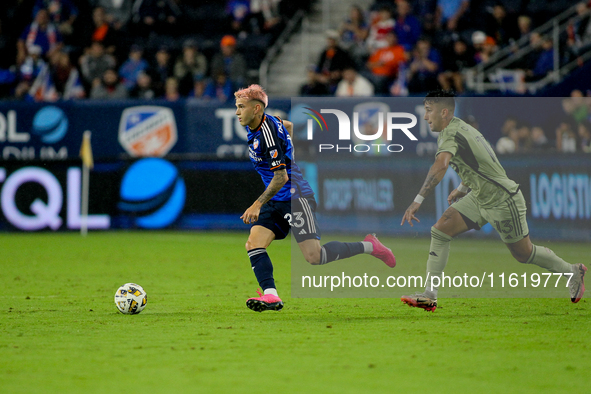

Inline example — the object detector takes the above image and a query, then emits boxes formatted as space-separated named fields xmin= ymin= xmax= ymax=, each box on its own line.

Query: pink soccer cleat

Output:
xmin=246 ymin=289 xmax=284 ymax=312
xmin=569 ymin=263 xmax=587 ymax=303
xmin=401 ymin=293 xmax=437 ymax=312
xmin=364 ymin=233 xmax=396 ymax=267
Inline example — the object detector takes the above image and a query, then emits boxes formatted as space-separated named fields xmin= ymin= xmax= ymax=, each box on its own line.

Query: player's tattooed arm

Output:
xmin=418 ymin=152 xmax=452 ymax=197
xmin=257 ymin=168 xmax=289 ymax=205
xmin=241 ymin=169 xmax=288 ymax=224
xmin=401 ymin=152 xmax=451 ymax=227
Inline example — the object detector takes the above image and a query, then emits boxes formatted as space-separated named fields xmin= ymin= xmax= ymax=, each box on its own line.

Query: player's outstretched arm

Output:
xmin=241 ymin=168 xmax=289 ymax=224
xmin=401 ymin=152 xmax=451 ymax=227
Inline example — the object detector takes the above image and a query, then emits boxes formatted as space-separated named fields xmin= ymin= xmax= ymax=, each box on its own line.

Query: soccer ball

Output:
xmin=114 ymin=283 xmax=148 ymax=314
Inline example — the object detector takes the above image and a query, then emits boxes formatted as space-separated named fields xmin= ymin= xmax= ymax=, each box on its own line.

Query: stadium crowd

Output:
xmin=301 ymin=0 xmax=591 ymax=97
xmin=297 ymin=0 xmax=591 ymax=154
xmin=494 ymin=88 xmax=591 ymax=154
xmin=0 ymin=0 xmax=590 ymax=153
xmin=0 ymin=0 xmax=309 ymax=101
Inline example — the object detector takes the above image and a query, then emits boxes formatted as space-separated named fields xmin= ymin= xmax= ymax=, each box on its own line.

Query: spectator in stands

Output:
xmin=394 ymin=0 xmax=421 ymax=52
xmin=515 ymin=123 xmax=533 ymax=152
xmin=366 ymin=31 xmax=406 ymax=94
xmin=496 ymin=134 xmax=517 ymax=154
xmin=510 ymin=31 xmax=542 ymax=70
xmin=90 ymin=68 xmax=128 ymax=99
xmin=300 ymin=65 xmax=330 ymax=96
xmin=132 ymin=0 xmax=181 ymax=37
xmin=174 ymin=39 xmax=207 ymax=96
xmin=556 ymin=121 xmax=577 ymax=153
xmin=407 ymin=37 xmax=441 ymax=93
xmin=33 ymin=0 xmax=78 ymax=39
xmin=203 ymin=72 xmax=234 ymax=102
xmin=19 ymin=45 xmax=46 ymax=84
xmin=164 ymin=76 xmax=180 ymax=101
xmin=335 ymin=67 xmax=374 ymax=97
xmin=471 ymin=30 xmax=486 ymax=62
xmin=516 ymin=15 xmax=533 ymax=40
xmin=316 ymin=30 xmax=354 ymax=92
xmin=436 ymin=0 xmax=469 ymax=32
xmin=339 ymin=5 xmax=369 ymax=63
xmin=437 ymin=38 xmax=474 ymax=93
xmin=531 ymin=126 xmax=550 ymax=151
xmin=485 ymin=3 xmax=516 ymax=48
xmin=525 ymin=36 xmax=554 ymax=81
xmin=565 ymin=89 xmax=591 ymax=124
xmin=415 ymin=0 xmax=438 ymax=39
xmin=119 ymin=45 xmax=149 ymax=90
xmin=93 ymin=0 xmax=133 ymax=31
xmin=14 ymin=44 xmax=46 ymax=100
xmin=496 ymin=117 xmax=519 ymax=154
xmin=227 ymin=0 xmax=250 ymax=36
xmin=87 ymin=7 xmax=118 ymax=54
xmin=579 ymin=121 xmax=591 ymax=152
xmin=17 ymin=9 xmax=63 ymax=65
xmin=149 ymin=45 xmax=173 ymax=97
xmin=130 ymin=71 xmax=155 ymax=99
xmin=249 ymin=0 xmax=284 ymax=37
xmin=565 ymin=2 xmax=591 ymax=62
xmin=366 ymin=6 xmax=395 ymax=53
xmin=189 ymin=76 xmax=206 ymax=98
xmin=50 ymin=50 xmax=76 ymax=97
xmin=472 ymin=31 xmax=497 ymax=65
xmin=562 ymin=89 xmax=589 ymax=123
xmin=501 ymin=116 xmax=519 ymax=137
xmin=497 ymin=124 xmax=529 ymax=153
xmin=211 ymin=35 xmax=247 ymax=88
xmin=79 ymin=41 xmax=116 ymax=87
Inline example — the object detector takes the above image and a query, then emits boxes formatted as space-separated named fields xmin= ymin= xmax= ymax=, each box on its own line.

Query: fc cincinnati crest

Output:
xmin=119 ymin=106 xmax=178 ymax=157
xmin=253 ymin=139 xmax=259 ymax=149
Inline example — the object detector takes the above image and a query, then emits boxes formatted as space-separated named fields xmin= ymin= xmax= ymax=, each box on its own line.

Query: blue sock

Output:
xmin=247 ymin=248 xmax=275 ymax=290
xmin=320 ymin=241 xmax=365 ymax=265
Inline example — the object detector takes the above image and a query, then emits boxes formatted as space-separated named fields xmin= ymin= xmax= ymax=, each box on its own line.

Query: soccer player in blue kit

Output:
xmin=234 ymin=84 xmax=396 ymax=312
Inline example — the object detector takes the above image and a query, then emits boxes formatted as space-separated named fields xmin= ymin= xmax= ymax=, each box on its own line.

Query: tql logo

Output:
xmin=305 ymin=104 xmax=418 ymax=153
xmin=118 ymin=158 xmax=185 ymax=229
xmin=0 ymin=166 xmax=110 ymax=231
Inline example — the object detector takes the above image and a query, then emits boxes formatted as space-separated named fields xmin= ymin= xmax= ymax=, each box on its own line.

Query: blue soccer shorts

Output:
xmin=252 ymin=196 xmax=321 ymax=242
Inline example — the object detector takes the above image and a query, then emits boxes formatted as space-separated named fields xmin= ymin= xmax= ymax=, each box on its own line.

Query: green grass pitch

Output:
xmin=0 ymin=232 xmax=589 ymax=393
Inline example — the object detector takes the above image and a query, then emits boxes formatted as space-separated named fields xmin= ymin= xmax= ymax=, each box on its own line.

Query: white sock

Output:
xmin=264 ymin=288 xmax=278 ymax=297
xmin=361 ymin=241 xmax=373 ymax=254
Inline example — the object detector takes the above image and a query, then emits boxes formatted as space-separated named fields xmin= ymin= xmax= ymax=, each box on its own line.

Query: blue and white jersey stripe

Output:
xmin=246 ymin=114 xmax=314 ymax=201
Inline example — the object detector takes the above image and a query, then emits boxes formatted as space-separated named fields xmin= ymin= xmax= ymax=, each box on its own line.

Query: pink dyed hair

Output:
xmin=234 ymin=84 xmax=268 ymax=108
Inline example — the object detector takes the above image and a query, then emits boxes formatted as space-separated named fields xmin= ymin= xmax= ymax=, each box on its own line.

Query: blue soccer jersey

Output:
xmin=246 ymin=114 xmax=314 ymax=201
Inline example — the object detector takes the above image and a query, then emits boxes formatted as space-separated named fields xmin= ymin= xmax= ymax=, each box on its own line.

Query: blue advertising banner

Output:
xmin=308 ymin=154 xmax=591 ymax=242
xmin=0 ymin=97 xmax=589 ymax=242
xmin=0 ymin=99 xmax=291 ymax=161
xmin=0 ymin=155 xmax=589 ymax=242
xmin=6 ymin=96 xmax=568 ymax=163
xmin=0 ymin=159 xmax=261 ymax=232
